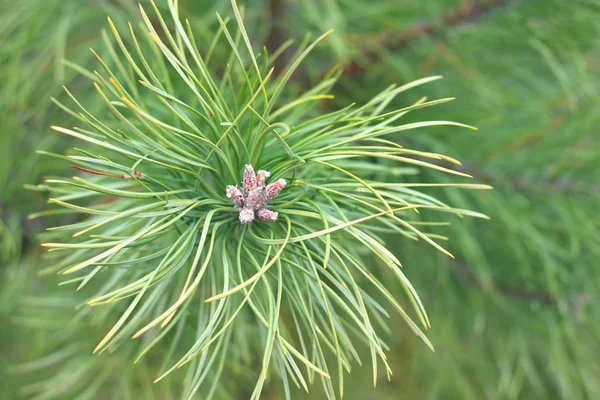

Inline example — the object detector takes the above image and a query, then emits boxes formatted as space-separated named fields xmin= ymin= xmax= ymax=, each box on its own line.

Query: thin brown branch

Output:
xmin=450 ymin=261 xmax=591 ymax=315
xmin=450 ymin=261 xmax=557 ymax=305
xmin=70 ymin=165 xmax=143 ymax=180
xmin=457 ymin=163 xmax=600 ymax=194
xmin=343 ymin=0 xmax=514 ymax=77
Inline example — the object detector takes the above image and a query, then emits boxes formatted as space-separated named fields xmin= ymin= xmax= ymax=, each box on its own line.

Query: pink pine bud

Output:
xmin=256 ymin=170 xmax=270 ymax=187
xmin=265 ymin=179 xmax=286 ymax=201
xmin=228 ymin=164 xmax=286 ymax=224
xmin=239 ymin=207 xmax=255 ymax=224
xmin=246 ymin=187 xmax=267 ymax=210
xmin=257 ymin=208 xmax=278 ymax=221
xmin=242 ymin=164 xmax=256 ymax=197
xmin=226 ymin=185 xmax=244 ymax=207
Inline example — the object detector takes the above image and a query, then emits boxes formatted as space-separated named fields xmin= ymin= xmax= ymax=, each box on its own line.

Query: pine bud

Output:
xmin=246 ymin=186 xmax=267 ymax=210
xmin=256 ymin=170 xmax=270 ymax=186
xmin=257 ymin=208 xmax=278 ymax=221
xmin=226 ymin=185 xmax=244 ymax=207
xmin=228 ymin=164 xmax=285 ymax=224
xmin=265 ymin=179 xmax=286 ymax=201
xmin=238 ymin=207 xmax=255 ymax=224
xmin=242 ymin=164 xmax=256 ymax=197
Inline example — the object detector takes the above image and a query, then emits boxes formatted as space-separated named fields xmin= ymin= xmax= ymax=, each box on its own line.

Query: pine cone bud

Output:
xmin=256 ymin=170 xmax=270 ymax=187
xmin=226 ymin=185 xmax=244 ymax=207
xmin=228 ymin=164 xmax=285 ymax=224
xmin=265 ymin=179 xmax=286 ymax=201
xmin=238 ymin=207 xmax=255 ymax=224
xmin=257 ymin=208 xmax=278 ymax=221
xmin=242 ymin=164 xmax=256 ymax=197
xmin=246 ymin=187 xmax=267 ymax=209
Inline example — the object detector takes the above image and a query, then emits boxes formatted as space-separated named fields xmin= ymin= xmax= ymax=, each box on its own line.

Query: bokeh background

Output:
xmin=1 ymin=0 xmax=598 ymax=399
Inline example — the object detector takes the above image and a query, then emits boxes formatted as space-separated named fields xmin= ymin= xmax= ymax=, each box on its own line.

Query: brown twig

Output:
xmin=71 ymin=165 xmax=143 ymax=180
xmin=457 ymin=163 xmax=600 ymax=194
xmin=450 ymin=261 xmax=557 ymax=305
xmin=451 ymin=260 xmax=591 ymax=315
xmin=343 ymin=0 xmax=514 ymax=77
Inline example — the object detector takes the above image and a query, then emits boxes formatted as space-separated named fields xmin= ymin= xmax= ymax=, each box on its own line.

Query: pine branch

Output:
xmin=342 ymin=0 xmax=517 ymax=77
xmin=450 ymin=261 xmax=556 ymax=305
xmin=457 ymin=164 xmax=600 ymax=194
xmin=29 ymin=1 xmax=489 ymax=397
xmin=450 ymin=260 xmax=592 ymax=317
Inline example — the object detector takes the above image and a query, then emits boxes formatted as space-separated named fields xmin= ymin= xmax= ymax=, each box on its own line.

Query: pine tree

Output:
xmin=1 ymin=1 xmax=597 ymax=399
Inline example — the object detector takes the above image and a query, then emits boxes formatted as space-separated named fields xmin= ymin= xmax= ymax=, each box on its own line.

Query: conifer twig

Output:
xmin=342 ymin=0 xmax=516 ymax=77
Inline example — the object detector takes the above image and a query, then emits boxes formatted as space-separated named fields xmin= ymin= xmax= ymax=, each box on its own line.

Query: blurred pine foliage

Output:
xmin=295 ymin=0 xmax=600 ymax=398
xmin=1 ymin=0 xmax=598 ymax=399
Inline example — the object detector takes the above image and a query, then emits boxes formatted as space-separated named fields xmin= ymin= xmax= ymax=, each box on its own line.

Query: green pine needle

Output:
xmin=34 ymin=0 xmax=490 ymax=398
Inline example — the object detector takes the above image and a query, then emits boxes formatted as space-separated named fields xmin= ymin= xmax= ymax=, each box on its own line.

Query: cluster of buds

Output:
xmin=226 ymin=164 xmax=286 ymax=224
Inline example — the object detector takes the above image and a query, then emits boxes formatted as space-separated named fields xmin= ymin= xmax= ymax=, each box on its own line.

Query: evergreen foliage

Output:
xmin=28 ymin=1 xmax=488 ymax=397
xmin=297 ymin=0 xmax=600 ymax=398
xmin=1 ymin=0 xmax=597 ymax=399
